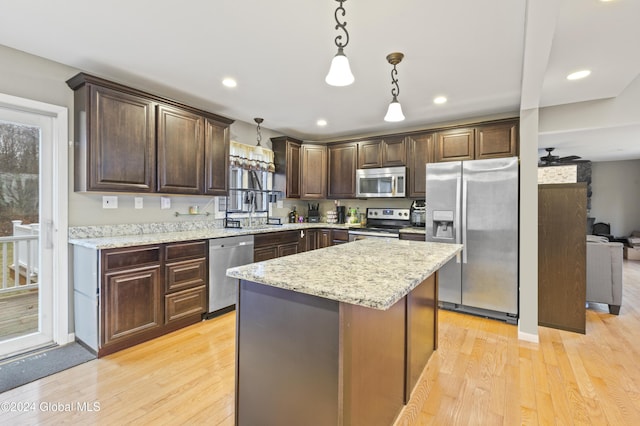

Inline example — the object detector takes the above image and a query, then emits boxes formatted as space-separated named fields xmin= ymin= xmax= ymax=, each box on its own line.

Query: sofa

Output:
xmin=586 ymin=235 xmax=623 ymax=314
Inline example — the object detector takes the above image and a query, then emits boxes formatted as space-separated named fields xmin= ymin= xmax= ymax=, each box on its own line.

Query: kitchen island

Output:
xmin=227 ymin=238 xmax=462 ymax=426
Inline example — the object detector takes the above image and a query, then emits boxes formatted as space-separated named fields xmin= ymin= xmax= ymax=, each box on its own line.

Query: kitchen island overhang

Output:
xmin=227 ymin=239 xmax=462 ymax=426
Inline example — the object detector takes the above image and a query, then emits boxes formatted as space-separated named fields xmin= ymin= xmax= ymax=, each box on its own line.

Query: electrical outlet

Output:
xmin=160 ymin=197 xmax=171 ymax=209
xmin=103 ymin=196 xmax=118 ymax=209
xmin=134 ymin=197 xmax=143 ymax=209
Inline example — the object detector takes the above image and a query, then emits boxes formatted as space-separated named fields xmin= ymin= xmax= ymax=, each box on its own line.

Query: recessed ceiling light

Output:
xmin=433 ymin=96 xmax=447 ymax=105
xmin=222 ymin=78 xmax=237 ymax=88
xmin=566 ymin=70 xmax=591 ymax=80
xmin=317 ymin=119 xmax=327 ymax=127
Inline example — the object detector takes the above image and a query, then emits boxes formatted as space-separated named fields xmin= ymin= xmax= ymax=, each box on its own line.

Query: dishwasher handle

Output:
xmin=210 ymin=241 xmax=254 ymax=250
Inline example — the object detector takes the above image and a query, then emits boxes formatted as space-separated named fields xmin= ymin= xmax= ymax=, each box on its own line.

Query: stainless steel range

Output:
xmin=348 ymin=207 xmax=411 ymax=241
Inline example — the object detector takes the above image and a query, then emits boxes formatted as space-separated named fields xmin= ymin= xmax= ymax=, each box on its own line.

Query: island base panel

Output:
xmin=341 ymin=297 xmax=406 ymax=426
xmin=406 ymin=272 xmax=437 ymax=400
xmin=236 ymin=280 xmax=340 ymax=426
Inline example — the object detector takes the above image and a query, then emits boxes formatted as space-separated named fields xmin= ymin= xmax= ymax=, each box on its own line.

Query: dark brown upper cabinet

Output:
xmin=300 ymin=144 xmax=327 ymax=199
xmin=272 ymin=136 xmax=302 ymax=199
xmin=157 ymin=104 xmax=204 ymax=194
xmin=381 ymin=137 xmax=407 ymax=167
xmin=72 ymin=83 xmax=157 ymax=192
xmin=67 ymin=73 xmax=232 ymax=195
xmin=204 ymin=118 xmax=230 ymax=195
xmin=406 ymin=132 xmax=435 ymax=198
xmin=357 ymin=140 xmax=382 ymax=168
xmin=435 ymin=120 xmax=519 ymax=163
xmin=435 ymin=128 xmax=476 ymax=162
xmin=475 ymin=121 xmax=518 ymax=159
xmin=357 ymin=138 xmax=406 ymax=169
xmin=328 ymin=142 xmax=358 ymax=199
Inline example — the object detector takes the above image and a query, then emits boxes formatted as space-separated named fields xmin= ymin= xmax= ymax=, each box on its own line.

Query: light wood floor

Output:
xmin=0 ymin=290 xmax=38 ymax=341
xmin=2 ymin=260 xmax=640 ymax=425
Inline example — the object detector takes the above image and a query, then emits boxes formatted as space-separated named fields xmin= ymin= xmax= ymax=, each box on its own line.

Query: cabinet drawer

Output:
xmin=165 ymin=240 xmax=208 ymax=262
xmin=103 ymin=246 xmax=161 ymax=271
xmin=254 ymin=246 xmax=278 ymax=262
xmin=399 ymin=232 xmax=425 ymax=241
xmin=165 ymin=285 xmax=207 ymax=324
xmin=165 ymin=258 xmax=207 ymax=293
xmin=278 ymin=242 xmax=299 ymax=258
xmin=332 ymin=229 xmax=349 ymax=244
xmin=254 ymin=230 xmax=299 ymax=248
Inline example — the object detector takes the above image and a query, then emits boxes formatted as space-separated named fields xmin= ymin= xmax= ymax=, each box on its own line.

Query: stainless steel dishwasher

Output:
xmin=206 ymin=234 xmax=254 ymax=318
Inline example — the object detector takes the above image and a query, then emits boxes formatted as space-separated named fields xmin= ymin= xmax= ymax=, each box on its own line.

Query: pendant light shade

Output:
xmin=384 ymin=96 xmax=405 ymax=122
xmin=325 ymin=47 xmax=354 ymax=86
xmin=326 ymin=0 xmax=354 ymax=86
xmin=383 ymin=52 xmax=405 ymax=122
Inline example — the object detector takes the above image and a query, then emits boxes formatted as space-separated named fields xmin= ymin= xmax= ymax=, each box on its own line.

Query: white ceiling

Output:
xmin=1 ymin=0 xmax=639 ymax=162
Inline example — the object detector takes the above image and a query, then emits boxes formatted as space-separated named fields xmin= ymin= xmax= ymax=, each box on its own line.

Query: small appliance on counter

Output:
xmin=308 ymin=203 xmax=320 ymax=223
xmin=410 ymin=200 xmax=426 ymax=227
xmin=288 ymin=206 xmax=297 ymax=223
xmin=326 ymin=210 xmax=338 ymax=224
xmin=336 ymin=206 xmax=346 ymax=224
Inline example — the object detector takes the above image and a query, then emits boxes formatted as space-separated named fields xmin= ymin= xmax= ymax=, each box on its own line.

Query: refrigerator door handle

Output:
xmin=455 ymin=176 xmax=462 ymax=263
xmin=462 ymin=177 xmax=468 ymax=264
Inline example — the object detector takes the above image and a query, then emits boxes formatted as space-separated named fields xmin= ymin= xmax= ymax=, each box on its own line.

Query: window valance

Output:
xmin=229 ymin=141 xmax=275 ymax=172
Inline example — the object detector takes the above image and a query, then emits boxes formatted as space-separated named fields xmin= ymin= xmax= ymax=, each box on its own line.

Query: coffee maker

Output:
xmin=336 ymin=206 xmax=346 ymax=224
xmin=410 ymin=200 xmax=426 ymax=227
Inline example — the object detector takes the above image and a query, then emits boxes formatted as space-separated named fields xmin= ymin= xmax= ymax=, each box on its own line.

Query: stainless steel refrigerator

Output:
xmin=425 ymin=157 xmax=518 ymax=324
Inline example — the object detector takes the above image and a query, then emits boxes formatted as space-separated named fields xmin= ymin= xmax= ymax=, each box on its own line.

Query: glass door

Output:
xmin=0 ymin=98 xmax=61 ymax=358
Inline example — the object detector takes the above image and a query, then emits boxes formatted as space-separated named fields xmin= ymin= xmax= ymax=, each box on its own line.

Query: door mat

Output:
xmin=0 ymin=343 xmax=96 ymax=393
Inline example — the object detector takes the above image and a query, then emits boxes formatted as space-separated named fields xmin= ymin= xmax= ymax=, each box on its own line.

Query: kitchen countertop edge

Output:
xmin=227 ymin=239 xmax=462 ymax=310
xmin=68 ymin=223 xmax=356 ymax=250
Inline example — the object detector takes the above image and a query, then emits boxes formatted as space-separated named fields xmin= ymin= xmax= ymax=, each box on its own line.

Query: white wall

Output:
xmin=590 ymin=159 xmax=640 ymax=237
xmin=518 ymin=109 xmax=539 ymax=341
xmin=0 ymin=44 xmax=290 ymax=226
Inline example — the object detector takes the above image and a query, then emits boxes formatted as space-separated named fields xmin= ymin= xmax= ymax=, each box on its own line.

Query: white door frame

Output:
xmin=0 ymin=92 xmax=70 ymax=355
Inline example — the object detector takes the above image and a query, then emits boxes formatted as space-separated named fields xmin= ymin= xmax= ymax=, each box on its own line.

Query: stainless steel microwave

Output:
xmin=356 ymin=166 xmax=406 ymax=198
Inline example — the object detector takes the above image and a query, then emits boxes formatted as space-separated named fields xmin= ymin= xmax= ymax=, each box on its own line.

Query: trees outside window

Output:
xmin=0 ymin=122 xmax=39 ymax=236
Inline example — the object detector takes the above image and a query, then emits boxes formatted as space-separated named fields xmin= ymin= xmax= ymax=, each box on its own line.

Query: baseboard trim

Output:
xmin=517 ymin=329 xmax=539 ymax=343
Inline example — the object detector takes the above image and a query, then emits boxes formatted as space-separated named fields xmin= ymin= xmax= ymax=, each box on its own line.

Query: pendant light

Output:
xmin=384 ymin=52 xmax=405 ymax=122
xmin=325 ymin=0 xmax=354 ymax=86
xmin=254 ymin=117 xmax=263 ymax=146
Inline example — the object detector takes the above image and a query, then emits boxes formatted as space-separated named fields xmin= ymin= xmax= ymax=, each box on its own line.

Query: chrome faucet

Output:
xmin=246 ymin=191 xmax=256 ymax=227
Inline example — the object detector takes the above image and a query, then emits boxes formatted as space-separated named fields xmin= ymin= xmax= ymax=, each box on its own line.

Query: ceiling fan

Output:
xmin=539 ymin=147 xmax=588 ymax=166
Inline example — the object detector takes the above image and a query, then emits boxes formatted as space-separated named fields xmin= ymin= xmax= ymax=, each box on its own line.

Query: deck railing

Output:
xmin=0 ymin=221 xmax=39 ymax=294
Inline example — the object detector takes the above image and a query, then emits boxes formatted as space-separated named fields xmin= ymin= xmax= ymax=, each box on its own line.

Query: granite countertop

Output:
xmin=227 ymin=239 xmax=462 ymax=310
xmin=68 ymin=222 xmax=353 ymax=249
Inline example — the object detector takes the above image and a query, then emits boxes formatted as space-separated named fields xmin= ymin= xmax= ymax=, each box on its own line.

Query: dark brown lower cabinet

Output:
xmin=538 ymin=183 xmax=587 ymax=334
xmin=163 ymin=240 xmax=208 ymax=326
xmin=399 ymin=232 xmax=426 ymax=241
xmin=302 ymin=229 xmax=333 ymax=252
xmin=332 ymin=229 xmax=349 ymax=245
xmin=165 ymin=286 xmax=207 ymax=323
xmin=102 ymin=264 xmax=163 ymax=349
xmin=98 ymin=240 xmax=208 ymax=357
xmin=254 ymin=230 xmax=300 ymax=261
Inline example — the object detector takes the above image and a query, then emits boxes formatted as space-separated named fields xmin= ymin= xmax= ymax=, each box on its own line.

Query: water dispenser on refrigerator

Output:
xmin=432 ymin=210 xmax=454 ymax=239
